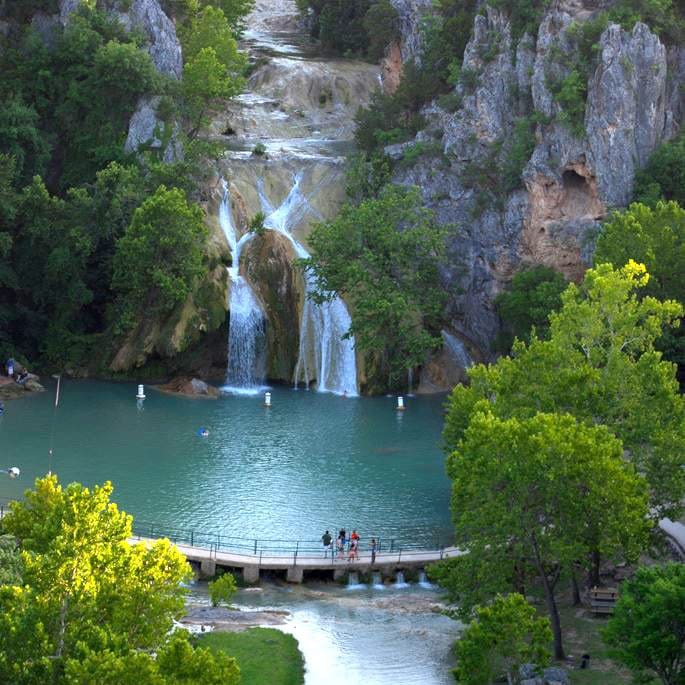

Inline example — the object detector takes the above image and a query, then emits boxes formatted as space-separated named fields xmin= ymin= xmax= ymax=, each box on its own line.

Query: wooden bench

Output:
xmin=589 ymin=587 xmax=618 ymax=615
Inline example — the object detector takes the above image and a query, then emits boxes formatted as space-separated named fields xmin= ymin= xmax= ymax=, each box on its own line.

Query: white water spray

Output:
xmin=257 ymin=173 xmax=358 ymax=396
xmin=219 ymin=181 xmax=267 ymax=394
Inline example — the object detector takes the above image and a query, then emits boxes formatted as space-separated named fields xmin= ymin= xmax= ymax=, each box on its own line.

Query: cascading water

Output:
xmin=372 ymin=572 xmax=385 ymax=590
xmin=347 ymin=572 xmax=365 ymax=590
xmin=219 ymin=181 xmax=267 ymax=393
xmin=257 ymin=174 xmax=358 ymax=396
xmin=394 ymin=571 xmax=410 ymax=589
xmin=418 ymin=570 xmax=434 ymax=589
xmin=442 ymin=330 xmax=473 ymax=370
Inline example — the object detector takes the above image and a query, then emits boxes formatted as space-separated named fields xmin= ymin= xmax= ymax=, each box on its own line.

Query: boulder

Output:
xmin=155 ymin=377 xmax=221 ymax=399
xmin=543 ymin=667 xmax=570 ymax=685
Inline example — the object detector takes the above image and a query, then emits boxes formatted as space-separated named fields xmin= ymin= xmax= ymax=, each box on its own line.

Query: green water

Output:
xmin=0 ymin=381 xmax=452 ymax=547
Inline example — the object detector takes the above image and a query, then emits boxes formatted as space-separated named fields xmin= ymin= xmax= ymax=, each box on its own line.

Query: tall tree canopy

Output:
xmin=594 ymin=201 xmax=685 ymax=380
xmin=432 ymin=410 xmax=649 ymax=659
xmin=302 ymin=185 xmax=447 ymax=388
xmin=0 ymin=475 xmax=240 ymax=685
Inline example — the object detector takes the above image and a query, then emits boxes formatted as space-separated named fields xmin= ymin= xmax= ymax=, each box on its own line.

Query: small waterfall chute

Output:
xmin=393 ymin=571 xmax=410 ymax=589
xmin=219 ymin=181 xmax=268 ymax=394
xmin=442 ymin=330 xmax=473 ymax=370
xmin=418 ymin=570 xmax=434 ymax=589
xmin=347 ymin=572 xmax=365 ymax=590
xmin=372 ymin=572 xmax=385 ymax=590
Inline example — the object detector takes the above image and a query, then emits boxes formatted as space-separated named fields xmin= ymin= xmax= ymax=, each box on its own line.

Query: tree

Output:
xmin=453 ymin=594 xmax=552 ymax=685
xmin=208 ymin=572 xmax=237 ymax=607
xmin=180 ymin=6 xmax=245 ymax=70
xmin=302 ymin=185 xmax=447 ymax=388
xmin=444 ymin=262 xmax=685 ymax=520
xmin=200 ymin=0 xmax=255 ymax=35
xmin=603 ymin=563 xmax=685 ymax=685
xmin=634 ymin=136 xmax=685 ymax=207
xmin=494 ymin=266 xmax=567 ymax=351
xmin=434 ymin=410 xmax=649 ymax=660
xmin=0 ymin=475 xmax=240 ymax=685
xmin=594 ymin=201 xmax=685 ymax=380
xmin=182 ymin=46 xmax=244 ymax=138
xmin=112 ymin=185 xmax=207 ymax=319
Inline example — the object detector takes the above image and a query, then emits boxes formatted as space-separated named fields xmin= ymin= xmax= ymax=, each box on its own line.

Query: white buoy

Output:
xmin=8 ymin=467 xmax=20 ymax=479
xmin=136 ymin=384 xmax=146 ymax=400
xmin=264 ymin=392 xmax=272 ymax=407
xmin=397 ymin=396 xmax=406 ymax=411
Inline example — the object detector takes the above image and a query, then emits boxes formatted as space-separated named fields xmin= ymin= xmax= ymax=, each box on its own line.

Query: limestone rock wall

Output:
xmin=390 ymin=1 xmax=683 ymax=366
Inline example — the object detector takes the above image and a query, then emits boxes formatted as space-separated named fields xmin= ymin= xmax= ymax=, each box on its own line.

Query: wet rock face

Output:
xmin=390 ymin=4 xmax=681 ymax=361
xmin=242 ymin=231 xmax=304 ymax=383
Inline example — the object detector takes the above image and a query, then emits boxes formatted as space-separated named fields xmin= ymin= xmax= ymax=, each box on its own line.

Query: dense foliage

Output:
xmin=0 ymin=475 xmax=240 ymax=685
xmin=431 ymin=262 xmax=683 ymax=659
xmin=453 ymin=594 xmax=552 ymax=685
xmin=494 ymin=266 xmax=567 ymax=352
xmin=635 ymin=135 xmax=685 ymax=207
xmin=303 ymin=185 xmax=447 ymax=389
xmin=595 ymin=201 xmax=685 ymax=381
xmin=295 ymin=0 xmax=398 ymax=59
xmin=603 ymin=563 xmax=685 ymax=685
xmin=0 ymin=1 xmax=250 ymax=369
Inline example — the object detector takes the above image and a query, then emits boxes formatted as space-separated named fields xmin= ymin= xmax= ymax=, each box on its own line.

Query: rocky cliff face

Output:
xmin=390 ymin=0 xmax=684 ymax=375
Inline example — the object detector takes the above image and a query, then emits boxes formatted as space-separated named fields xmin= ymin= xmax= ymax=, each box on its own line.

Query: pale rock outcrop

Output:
xmin=390 ymin=0 xmax=433 ymax=63
xmin=586 ymin=22 xmax=668 ymax=207
xmin=390 ymin=1 xmax=681 ymax=369
xmin=124 ymin=95 xmax=182 ymax=162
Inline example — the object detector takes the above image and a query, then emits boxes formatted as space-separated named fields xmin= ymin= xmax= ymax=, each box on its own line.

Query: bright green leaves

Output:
xmin=303 ymin=185 xmax=447 ymax=388
xmin=453 ymin=594 xmax=553 ymax=685
xmin=112 ymin=186 xmax=207 ymax=317
xmin=603 ymin=563 xmax=685 ymax=685
xmin=0 ymin=475 xmax=238 ymax=685
xmin=208 ymin=572 xmax=238 ymax=607
xmin=179 ymin=5 xmax=246 ymax=138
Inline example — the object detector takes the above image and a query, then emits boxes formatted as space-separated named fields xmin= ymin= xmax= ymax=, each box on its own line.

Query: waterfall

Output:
xmin=347 ymin=572 xmax=365 ymax=590
xmin=418 ymin=570 xmax=434 ymax=589
xmin=372 ymin=572 xmax=385 ymax=590
xmin=257 ymin=174 xmax=358 ymax=396
xmin=394 ymin=571 xmax=410 ymax=589
xmin=441 ymin=330 xmax=473 ymax=370
xmin=219 ymin=181 xmax=267 ymax=394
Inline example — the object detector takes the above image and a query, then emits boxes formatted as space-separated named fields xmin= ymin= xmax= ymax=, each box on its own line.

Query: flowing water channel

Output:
xmin=214 ymin=0 xmax=380 ymax=396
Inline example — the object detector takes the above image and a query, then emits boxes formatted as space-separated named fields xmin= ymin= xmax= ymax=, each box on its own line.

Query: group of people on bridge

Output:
xmin=321 ymin=529 xmax=377 ymax=564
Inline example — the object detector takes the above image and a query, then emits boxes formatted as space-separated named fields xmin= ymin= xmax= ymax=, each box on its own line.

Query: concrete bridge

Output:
xmin=130 ymin=535 xmax=463 ymax=584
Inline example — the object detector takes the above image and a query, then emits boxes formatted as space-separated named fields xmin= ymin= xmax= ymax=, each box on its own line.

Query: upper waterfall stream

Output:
xmin=214 ymin=0 xmax=380 ymax=396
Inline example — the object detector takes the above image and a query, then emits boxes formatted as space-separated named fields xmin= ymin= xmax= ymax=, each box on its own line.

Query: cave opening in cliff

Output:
xmin=561 ymin=168 xmax=596 ymax=217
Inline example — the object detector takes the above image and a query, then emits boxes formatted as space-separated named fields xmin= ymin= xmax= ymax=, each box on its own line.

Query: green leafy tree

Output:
xmin=0 ymin=536 xmax=23 ymax=586
xmin=494 ymin=266 xmax=567 ymax=351
xmin=594 ymin=201 xmax=685 ymax=380
xmin=0 ymin=96 xmax=51 ymax=186
xmin=443 ymin=262 xmax=685 ymax=521
xmin=454 ymin=594 xmax=552 ymax=685
xmin=182 ymin=46 xmax=244 ymax=138
xmin=603 ymin=563 xmax=685 ymax=685
xmin=208 ymin=572 xmax=238 ymax=607
xmin=303 ymin=185 xmax=447 ymax=388
xmin=112 ymin=186 xmax=207 ymax=319
xmin=0 ymin=475 xmax=239 ymax=685
xmin=635 ymin=136 xmax=685 ymax=207
xmin=434 ymin=410 xmax=649 ymax=659
xmin=200 ymin=0 xmax=255 ymax=35
xmin=180 ymin=5 xmax=245 ymax=69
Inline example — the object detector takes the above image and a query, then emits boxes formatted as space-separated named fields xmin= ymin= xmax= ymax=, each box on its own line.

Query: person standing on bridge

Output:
xmin=322 ymin=530 xmax=332 ymax=557
xmin=370 ymin=538 xmax=377 ymax=565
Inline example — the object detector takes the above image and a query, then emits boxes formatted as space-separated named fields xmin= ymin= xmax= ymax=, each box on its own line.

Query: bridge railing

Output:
xmin=0 ymin=497 xmax=453 ymax=558
xmin=130 ymin=520 xmax=452 ymax=558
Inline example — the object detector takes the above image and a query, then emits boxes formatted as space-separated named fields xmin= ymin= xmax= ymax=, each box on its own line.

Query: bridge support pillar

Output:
xmin=333 ymin=568 xmax=346 ymax=582
xmin=242 ymin=566 xmax=260 ymax=584
xmin=286 ymin=566 xmax=304 ymax=584
xmin=200 ymin=559 xmax=216 ymax=579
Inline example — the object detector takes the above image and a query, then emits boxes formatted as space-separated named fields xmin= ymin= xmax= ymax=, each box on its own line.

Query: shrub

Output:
xmin=208 ymin=572 xmax=238 ymax=607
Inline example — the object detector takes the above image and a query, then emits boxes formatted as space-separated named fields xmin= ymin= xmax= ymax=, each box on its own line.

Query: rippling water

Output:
xmin=194 ymin=581 xmax=460 ymax=685
xmin=0 ymin=381 xmax=452 ymax=546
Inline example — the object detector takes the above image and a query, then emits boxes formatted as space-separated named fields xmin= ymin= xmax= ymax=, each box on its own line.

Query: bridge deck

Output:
xmin=130 ymin=536 xmax=463 ymax=581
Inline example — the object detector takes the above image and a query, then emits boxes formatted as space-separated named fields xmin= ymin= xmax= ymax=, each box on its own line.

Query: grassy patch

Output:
xmin=199 ymin=628 xmax=305 ymax=685
xmin=555 ymin=605 xmax=637 ymax=685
